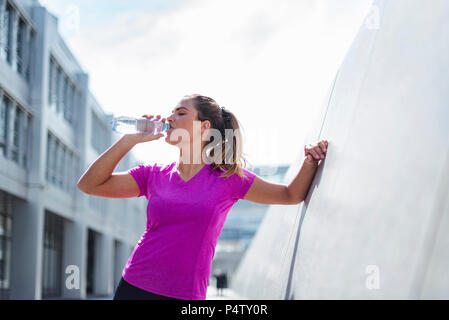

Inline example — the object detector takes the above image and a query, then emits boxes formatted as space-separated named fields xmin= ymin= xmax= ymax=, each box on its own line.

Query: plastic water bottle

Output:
xmin=110 ymin=116 xmax=171 ymax=135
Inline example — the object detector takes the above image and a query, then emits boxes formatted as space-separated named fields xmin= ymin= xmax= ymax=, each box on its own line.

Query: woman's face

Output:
xmin=165 ymin=98 xmax=210 ymax=148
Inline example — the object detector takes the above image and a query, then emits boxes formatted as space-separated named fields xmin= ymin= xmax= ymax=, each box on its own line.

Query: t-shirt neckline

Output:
xmin=174 ymin=163 xmax=209 ymax=183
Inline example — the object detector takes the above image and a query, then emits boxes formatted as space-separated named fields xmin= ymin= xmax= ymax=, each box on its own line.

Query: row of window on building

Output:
xmin=0 ymin=89 xmax=108 ymax=198
xmin=45 ymin=131 xmax=79 ymax=194
xmin=48 ymin=56 xmax=80 ymax=126
xmin=41 ymin=210 xmax=124 ymax=298
xmin=0 ymin=196 xmax=125 ymax=300
xmin=0 ymin=1 xmax=36 ymax=81
xmin=0 ymin=89 xmax=110 ymax=196
xmin=0 ymin=89 xmax=30 ymax=167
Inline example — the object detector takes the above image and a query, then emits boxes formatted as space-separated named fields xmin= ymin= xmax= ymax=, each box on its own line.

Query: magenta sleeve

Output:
xmin=127 ymin=164 xmax=155 ymax=198
xmin=234 ymin=168 xmax=257 ymax=200
xmin=238 ymin=168 xmax=257 ymax=199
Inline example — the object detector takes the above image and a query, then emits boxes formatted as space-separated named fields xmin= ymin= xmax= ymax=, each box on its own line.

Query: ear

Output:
xmin=201 ymin=120 xmax=211 ymax=131
xmin=200 ymin=120 xmax=211 ymax=142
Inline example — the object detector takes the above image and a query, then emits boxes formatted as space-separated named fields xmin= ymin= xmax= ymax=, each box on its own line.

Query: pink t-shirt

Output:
xmin=122 ymin=161 xmax=256 ymax=300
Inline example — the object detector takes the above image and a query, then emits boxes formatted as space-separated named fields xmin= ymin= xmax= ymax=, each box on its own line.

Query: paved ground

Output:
xmin=85 ymin=286 xmax=245 ymax=300
xmin=205 ymin=286 xmax=246 ymax=300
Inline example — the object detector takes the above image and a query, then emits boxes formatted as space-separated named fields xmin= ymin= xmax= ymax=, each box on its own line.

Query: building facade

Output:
xmin=0 ymin=0 xmax=146 ymax=299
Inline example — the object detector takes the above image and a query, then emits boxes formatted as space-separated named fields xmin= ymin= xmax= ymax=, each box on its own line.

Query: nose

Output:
xmin=167 ymin=114 xmax=175 ymax=126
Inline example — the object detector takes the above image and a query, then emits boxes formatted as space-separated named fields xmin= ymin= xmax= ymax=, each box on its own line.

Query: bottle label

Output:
xmin=136 ymin=118 xmax=150 ymax=132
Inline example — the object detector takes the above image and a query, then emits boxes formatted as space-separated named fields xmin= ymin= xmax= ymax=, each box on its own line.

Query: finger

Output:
xmin=314 ymin=147 xmax=325 ymax=159
xmin=305 ymin=145 xmax=322 ymax=159
xmin=317 ymin=142 xmax=326 ymax=156
xmin=305 ymin=144 xmax=314 ymax=153
xmin=310 ymin=148 xmax=321 ymax=160
xmin=319 ymin=141 xmax=327 ymax=153
xmin=306 ymin=154 xmax=318 ymax=164
xmin=305 ymin=146 xmax=317 ymax=157
xmin=316 ymin=147 xmax=325 ymax=159
xmin=304 ymin=146 xmax=312 ymax=155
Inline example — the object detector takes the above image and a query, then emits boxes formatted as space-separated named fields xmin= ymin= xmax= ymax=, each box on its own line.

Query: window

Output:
xmin=0 ymin=192 xmax=13 ymax=300
xmin=46 ymin=132 xmax=76 ymax=192
xmin=62 ymin=76 xmax=68 ymax=116
xmin=11 ymin=107 xmax=19 ymax=163
xmin=45 ymin=133 xmax=50 ymax=181
xmin=42 ymin=211 xmax=64 ymax=299
xmin=48 ymin=58 xmax=55 ymax=107
xmin=5 ymin=5 xmax=13 ymax=65
xmin=0 ymin=5 xmax=11 ymax=62
xmin=21 ymin=113 xmax=29 ymax=168
xmin=57 ymin=145 xmax=65 ymax=188
xmin=71 ymin=153 xmax=78 ymax=194
xmin=74 ymin=91 xmax=81 ymax=127
xmin=64 ymin=151 xmax=72 ymax=192
xmin=47 ymin=135 xmax=55 ymax=184
xmin=86 ymin=229 xmax=97 ymax=295
xmin=16 ymin=19 xmax=26 ymax=73
xmin=113 ymin=240 xmax=121 ymax=290
xmin=55 ymin=67 xmax=62 ymax=113
xmin=68 ymin=152 xmax=77 ymax=194
xmin=0 ymin=96 xmax=7 ymax=157
xmin=48 ymin=57 xmax=77 ymax=126
xmin=0 ymin=93 xmax=31 ymax=164
xmin=52 ymin=140 xmax=59 ymax=185
xmin=0 ymin=6 xmax=33 ymax=79
xmin=91 ymin=111 xmax=109 ymax=154
xmin=64 ymin=84 xmax=75 ymax=124
xmin=26 ymin=31 xmax=34 ymax=82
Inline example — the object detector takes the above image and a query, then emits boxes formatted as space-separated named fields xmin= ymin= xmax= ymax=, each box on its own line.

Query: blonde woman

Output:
xmin=77 ymin=94 xmax=328 ymax=300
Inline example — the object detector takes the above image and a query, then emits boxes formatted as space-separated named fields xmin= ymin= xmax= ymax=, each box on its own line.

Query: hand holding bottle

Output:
xmin=122 ymin=114 xmax=168 ymax=144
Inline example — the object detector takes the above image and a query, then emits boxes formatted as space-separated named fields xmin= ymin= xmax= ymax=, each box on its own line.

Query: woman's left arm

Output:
xmin=244 ymin=140 xmax=328 ymax=205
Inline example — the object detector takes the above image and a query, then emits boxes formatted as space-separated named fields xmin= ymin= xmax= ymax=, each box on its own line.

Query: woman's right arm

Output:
xmin=77 ymin=115 xmax=166 ymax=198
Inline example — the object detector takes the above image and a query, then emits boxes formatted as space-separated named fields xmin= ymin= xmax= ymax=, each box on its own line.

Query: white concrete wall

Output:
xmin=233 ymin=0 xmax=449 ymax=299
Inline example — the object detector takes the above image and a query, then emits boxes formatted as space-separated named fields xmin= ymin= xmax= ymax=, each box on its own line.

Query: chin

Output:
xmin=165 ymin=135 xmax=182 ymax=147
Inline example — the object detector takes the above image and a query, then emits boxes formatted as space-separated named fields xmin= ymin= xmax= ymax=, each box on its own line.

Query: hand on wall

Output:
xmin=304 ymin=140 xmax=328 ymax=165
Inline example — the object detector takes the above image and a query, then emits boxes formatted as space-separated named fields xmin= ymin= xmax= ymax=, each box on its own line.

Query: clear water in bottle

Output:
xmin=110 ymin=116 xmax=171 ymax=135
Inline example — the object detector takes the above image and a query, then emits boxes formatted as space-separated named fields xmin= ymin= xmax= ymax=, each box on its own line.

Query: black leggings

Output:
xmin=113 ymin=277 xmax=181 ymax=300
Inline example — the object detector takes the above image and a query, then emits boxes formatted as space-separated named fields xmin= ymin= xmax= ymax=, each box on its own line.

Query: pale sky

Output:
xmin=39 ymin=0 xmax=373 ymax=168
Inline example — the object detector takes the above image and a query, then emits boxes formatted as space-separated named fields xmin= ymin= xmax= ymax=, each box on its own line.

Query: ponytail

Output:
xmin=185 ymin=94 xmax=251 ymax=179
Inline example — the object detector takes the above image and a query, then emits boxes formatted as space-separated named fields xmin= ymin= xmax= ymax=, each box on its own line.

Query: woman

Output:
xmin=77 ymin=94 xmax=328 ymax=300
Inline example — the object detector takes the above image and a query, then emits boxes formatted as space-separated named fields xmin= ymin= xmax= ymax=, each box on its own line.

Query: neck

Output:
xmin=178 ymin=144 xmax=205 ymax=172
